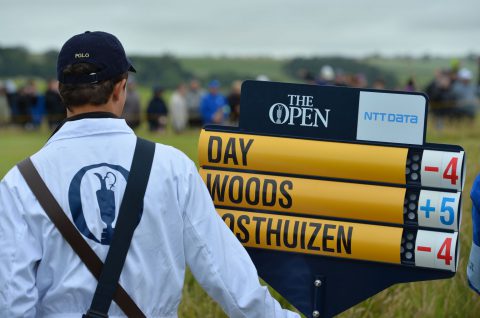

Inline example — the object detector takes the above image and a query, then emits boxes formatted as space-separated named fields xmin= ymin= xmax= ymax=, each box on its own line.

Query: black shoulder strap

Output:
xmin=86 ymin=137 xmax=156 ymax=318
xmin=17 ymin=137 xmax=155 ymax=318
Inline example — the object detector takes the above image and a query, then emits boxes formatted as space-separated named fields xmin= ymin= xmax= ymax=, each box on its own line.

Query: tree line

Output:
xmin=0 ymin=47 xmax=193 ymax=88
xmin=0 ymin=46 xmax=397 ymax=88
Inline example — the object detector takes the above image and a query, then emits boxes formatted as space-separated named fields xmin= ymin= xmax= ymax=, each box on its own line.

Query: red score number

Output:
xmin=437 ymin=237 xmax=453 ymax=265
xmin=442 ymin=157 xmax=459 ymax=185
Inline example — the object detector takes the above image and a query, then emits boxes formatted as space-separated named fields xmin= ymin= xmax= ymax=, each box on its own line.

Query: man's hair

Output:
xmin=59 ymin=63 xmax=127 ymax=109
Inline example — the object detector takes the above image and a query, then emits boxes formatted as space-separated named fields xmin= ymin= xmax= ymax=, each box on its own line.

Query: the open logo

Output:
xmin=68 ymin=163 xmax=141 ymax=245
xmin=268 ymin=95 xmax=330 ymax=128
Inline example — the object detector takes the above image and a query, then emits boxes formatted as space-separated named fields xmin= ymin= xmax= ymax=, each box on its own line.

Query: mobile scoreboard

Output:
xmin=197 ymin=81 xmax=465 ymax=318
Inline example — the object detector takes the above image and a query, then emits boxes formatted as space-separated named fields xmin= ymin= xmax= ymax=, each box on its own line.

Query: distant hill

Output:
xmin=178 ymin=56 xmax=479 ymax=90
xmin=1 ymin=46 xmax=478 ymax=91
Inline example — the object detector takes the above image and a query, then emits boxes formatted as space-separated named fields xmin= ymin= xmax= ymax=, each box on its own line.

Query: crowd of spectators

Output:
xmin=1 ymin=59 xmax=479 ymax=132
xmin=301 ymin=61 xmax=480 ymax=126
xmin=425 ymin=65 xmax=480 ymax=125
xmin=0 ymin=77 xmax=243 ymax=133
xmin=0 ymin=79 xmax=65 ymax=130
xmin=122 ymin=78 xmax=241 ymax=133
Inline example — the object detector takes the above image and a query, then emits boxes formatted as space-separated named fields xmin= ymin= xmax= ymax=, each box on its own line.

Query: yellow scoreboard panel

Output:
xmin=199 ymin=130 xmax=407 ymax=185
xmin=199 ymin=130 xmax=465 ymax=191
xmin=218 ymin=209 xmax=402 ymax=264
xmin=199 ymin=127 xmax=463 ymax=273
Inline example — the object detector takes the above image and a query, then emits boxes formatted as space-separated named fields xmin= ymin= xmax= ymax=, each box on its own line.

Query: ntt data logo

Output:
xmin=363 ymin=112 xmax=419 ymax=124
xmin=268 ymin=94 xmax=330 ymax=128
xmin=356 ymin=91 xmax=426 ymax=145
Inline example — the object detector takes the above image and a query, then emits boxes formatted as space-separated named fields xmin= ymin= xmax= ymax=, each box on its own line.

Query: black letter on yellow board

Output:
xmin=338 ymin=225 xmax=353 ymax=254
xmin=300 ymin=221 xmax=307 ymax=249
xmin=279 ymin=180 xmax=293 ymax=209
xmin=323 ymin=224 xmax=336 ymax=253
xmin=229 ymin=176 xmax=244 ymax=204
xmin=283 ymin=220 xmax=299 ymax=248
xmin=224 ymin=138 xmax=238 ymax=165
xmin=253 ymin=216 xmax=267 ymax=244
xmin=308 ymin=222 xmax=322 ymax=251
xmin=237 ymin=215 xmax=250 ymax=243
xmin=262 ymin=179 xmax=277 ymax=207
xmin=206 ymin=173 xmax=229 ymax=202
xmin=208 ymin=136 xmax=222 ymax=163
xmin=239 ymin=138 xmax=254 ymax=166
xmin=246 ymin=177 xmax=260 ymax=205
xmin=267 ymin=218 xmax=282 ymax=246
xmin=222 ymin=213 xmax=235 ymax=232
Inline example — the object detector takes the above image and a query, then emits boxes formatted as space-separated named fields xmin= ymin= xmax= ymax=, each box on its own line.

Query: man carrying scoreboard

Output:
xmin=0 ymin=31 xmax=300 ymax=318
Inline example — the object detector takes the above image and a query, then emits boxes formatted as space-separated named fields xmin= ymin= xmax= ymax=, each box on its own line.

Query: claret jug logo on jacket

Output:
xmin=68 ymin=163 xmax=141 ymax=245
xmin=268 ymin=94 xmax=330 ymax=128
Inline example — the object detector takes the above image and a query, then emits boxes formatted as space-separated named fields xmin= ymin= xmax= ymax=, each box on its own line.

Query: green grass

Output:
xmin=179 ymin=57 xmax=295 ymax=82
xmin=1 ymin=119 xmax=480 ymax=317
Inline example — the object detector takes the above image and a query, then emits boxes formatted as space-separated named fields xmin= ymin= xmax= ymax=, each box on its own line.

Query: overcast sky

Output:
xmin=1 ymin=0 xmax=479 ymax=57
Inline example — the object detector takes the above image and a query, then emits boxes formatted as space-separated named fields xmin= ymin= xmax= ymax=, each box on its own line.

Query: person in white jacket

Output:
xmin=0 ymin=31 xmax=299 ymax=318
xmin=170 ymin=83 xmax=188 ymax=133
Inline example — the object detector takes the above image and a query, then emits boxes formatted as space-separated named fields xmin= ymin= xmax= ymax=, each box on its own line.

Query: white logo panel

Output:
xmin=356 ymin=91 xmax=426 ymax=145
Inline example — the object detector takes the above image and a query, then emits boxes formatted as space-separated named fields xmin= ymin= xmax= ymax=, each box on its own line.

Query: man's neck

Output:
xmin=67 ymin=103 xmax=121 ymax=118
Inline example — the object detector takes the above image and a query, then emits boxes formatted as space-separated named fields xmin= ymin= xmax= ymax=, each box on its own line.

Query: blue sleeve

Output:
xmin=471 ymin=175 xmax=480 ymax=245
xmin=200 ymin=96 xmax=214 ymax=123
xmin=468 ymin=174 xmax=480 ymax=294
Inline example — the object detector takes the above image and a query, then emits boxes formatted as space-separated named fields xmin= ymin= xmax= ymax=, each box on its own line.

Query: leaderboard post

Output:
xmin=197 ymin=81 xmax=466 ymax=318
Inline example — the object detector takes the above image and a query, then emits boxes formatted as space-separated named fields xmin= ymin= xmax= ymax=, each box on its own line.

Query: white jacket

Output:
xmin=0 ymin=117 xmax=299 ymax=318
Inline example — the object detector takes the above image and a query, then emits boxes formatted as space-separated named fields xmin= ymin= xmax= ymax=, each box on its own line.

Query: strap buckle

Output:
xmin=83 ymin=309 xmax=109 ymax=318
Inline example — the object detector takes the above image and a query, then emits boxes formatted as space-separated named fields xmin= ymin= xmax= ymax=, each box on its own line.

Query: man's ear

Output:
xmin=112 ymin=78 xmax=127 ymax=102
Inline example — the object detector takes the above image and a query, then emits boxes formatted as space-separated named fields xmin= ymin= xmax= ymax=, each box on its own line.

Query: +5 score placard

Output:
xmin=197 ymin=81 xmax=465 ymax=317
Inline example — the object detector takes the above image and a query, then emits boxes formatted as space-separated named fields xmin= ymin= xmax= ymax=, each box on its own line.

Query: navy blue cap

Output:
xmin=57 ymin=31 xmax=136 ymax=84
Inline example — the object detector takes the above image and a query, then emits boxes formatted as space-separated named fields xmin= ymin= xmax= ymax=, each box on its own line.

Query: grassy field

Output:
xmin=1 ymin=119 xmax=479 ymax=317
xmin=179 ymin=57 xmax=295 ymax=83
